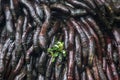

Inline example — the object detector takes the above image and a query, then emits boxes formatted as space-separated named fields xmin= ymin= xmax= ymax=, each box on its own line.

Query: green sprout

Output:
xmin=47 ymin=41 xmax=66 ymax=62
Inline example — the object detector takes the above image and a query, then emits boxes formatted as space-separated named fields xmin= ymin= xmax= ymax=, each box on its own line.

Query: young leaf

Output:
xmin=52 ymin=58 xmax=55 ymax=62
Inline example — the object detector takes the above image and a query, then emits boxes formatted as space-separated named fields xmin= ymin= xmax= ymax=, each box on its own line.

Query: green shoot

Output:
xmin=47 ymin=41 xmax=66 ymax=62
